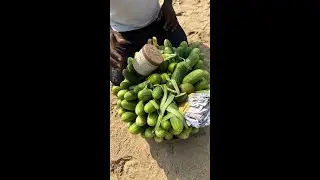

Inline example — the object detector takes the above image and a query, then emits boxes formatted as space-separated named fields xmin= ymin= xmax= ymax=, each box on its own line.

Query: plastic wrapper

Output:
xmin=179 ymin=90 xmax=210 ymax=128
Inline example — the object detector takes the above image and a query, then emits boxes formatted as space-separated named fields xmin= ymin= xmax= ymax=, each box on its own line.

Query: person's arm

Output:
xmin=110 ymin=28 xmax=129 ymax=69
xmin=157 ymin=0 xmax=179 ymax=32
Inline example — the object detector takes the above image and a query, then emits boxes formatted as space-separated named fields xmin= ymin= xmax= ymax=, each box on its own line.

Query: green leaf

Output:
xmin=170 ymin=79 xmax=180 ymax=94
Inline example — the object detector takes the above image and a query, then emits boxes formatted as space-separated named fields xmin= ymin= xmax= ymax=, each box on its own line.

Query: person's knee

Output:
xmin=111 ymin=78 xmax=122 ymax=86
xmin=110 ymin=68 xmax=125 ymax=86
xmin=169 ymin=26 xmax=188 ymax=47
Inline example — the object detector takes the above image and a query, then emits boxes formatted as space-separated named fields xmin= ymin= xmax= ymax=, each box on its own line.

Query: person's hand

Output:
xmin=110 ymin=30 xmax=129 ymax=69
xmin=157 ymin=2 xmax=179 ymax=32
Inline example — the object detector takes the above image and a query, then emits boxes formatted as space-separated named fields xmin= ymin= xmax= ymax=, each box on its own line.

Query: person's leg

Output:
xmin=153 ymin=18 xmax=188 ymax=47
xmin=165 ymin=25 xmax=188 ymax=47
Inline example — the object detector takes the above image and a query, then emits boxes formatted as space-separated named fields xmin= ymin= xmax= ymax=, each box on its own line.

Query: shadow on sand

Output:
xmin=145 ymin=127 xmax=210 ymax=180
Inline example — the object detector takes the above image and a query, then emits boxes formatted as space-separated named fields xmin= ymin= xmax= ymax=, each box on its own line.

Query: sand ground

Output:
xmin=110 ymin=0 xmax=210 ymax=179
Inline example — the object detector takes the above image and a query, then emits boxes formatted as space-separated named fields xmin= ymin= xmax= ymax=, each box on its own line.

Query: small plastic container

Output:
xmin=133 ymin=44 xmax=163 ymax=76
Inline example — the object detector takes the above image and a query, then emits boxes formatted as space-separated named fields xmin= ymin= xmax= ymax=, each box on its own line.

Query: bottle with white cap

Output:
xmin=133 ymin=44 xmax=163 ymax=76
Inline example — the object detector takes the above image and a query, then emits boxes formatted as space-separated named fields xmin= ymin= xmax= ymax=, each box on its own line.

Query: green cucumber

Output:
xmin=182 ymin=69 xmax=204 ymax=85
xmin=194 ymin=78 xmax=209 ymax=91
xmin=121 ymin=112 xmax=137 ymax=122
xmin=112 ymin=86 xmax=122 ymax=95
xmin=121 ymin=100 xmax=137 ymax=111
xmin=124 ymin=90 xmax=137 ymax=101
xmin=128 ymin=122 xmax=144 ymax=134
xmin=180 ymin=83 xmax=194 ymax=94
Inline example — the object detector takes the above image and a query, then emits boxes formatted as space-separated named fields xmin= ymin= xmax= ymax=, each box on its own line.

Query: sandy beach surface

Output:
xmin=110 ymin=0 xmax=210 ymax=179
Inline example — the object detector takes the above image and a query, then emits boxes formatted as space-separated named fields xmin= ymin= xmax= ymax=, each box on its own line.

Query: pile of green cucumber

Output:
xmin=112 ymin=37 xmax=210 ymax=143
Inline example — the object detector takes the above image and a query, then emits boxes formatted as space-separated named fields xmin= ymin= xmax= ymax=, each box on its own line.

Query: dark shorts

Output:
xmin=110 ymin=18 xmax=188 ymax=86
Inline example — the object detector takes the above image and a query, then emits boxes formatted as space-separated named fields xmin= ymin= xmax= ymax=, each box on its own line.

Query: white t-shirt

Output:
xmin=110 ymin=0 xmax=161 ymax=32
